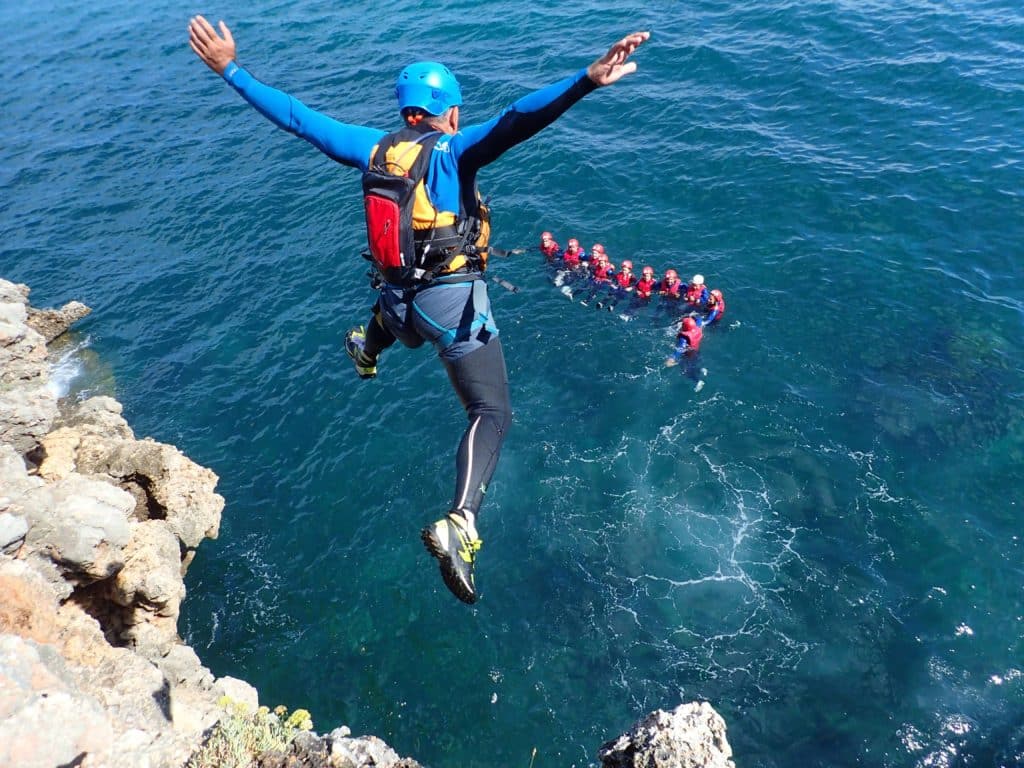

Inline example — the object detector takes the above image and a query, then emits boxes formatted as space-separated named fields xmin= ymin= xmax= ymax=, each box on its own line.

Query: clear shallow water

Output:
xmin=3 ymin=1 xmax=1023 ymax=766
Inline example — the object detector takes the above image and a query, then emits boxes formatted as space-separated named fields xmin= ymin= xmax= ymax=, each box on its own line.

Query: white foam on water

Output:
xmin=46 ymin=336 xmax=90 ymax=399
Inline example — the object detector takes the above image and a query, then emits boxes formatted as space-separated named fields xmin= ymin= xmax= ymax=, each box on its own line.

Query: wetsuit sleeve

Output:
xmin=704 ymin=308 xmax=720 ymax=325
xmin=222 ymin=62 xmax=383 ymax=170
xmin=669 ymin=336 xmax=689 ymax=362
xmin=453 ymin=67 xmax=598 ymax=170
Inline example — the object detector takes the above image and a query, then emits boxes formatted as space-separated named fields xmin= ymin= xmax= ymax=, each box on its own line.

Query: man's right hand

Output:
xmin=189 ymin=15 xmax=236 ymax=75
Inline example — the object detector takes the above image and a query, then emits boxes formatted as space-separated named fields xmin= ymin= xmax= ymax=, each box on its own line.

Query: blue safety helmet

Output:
xmin=395 ymin=61 xmax=462 ymax=116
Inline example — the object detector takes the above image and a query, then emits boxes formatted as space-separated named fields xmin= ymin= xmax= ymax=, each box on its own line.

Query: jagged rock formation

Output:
xmin=0 ymin=278 xmax=734 ymax=768
xmin=0 ymin=279 xmax=247 ymax=768
xmin=0 ymin=281 xmax=57 ymax=455
xmin=598 ymin=702 xmax=735 ymax=768
xmin=26 ymin=299 xmax=92 ymax=343
xmin=0 ymin=278 xmax=430 ymax=768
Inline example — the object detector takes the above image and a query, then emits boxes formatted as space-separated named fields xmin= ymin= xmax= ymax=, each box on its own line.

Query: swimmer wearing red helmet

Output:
xmin=665 ymin=315 xmax=707 ymax=390
xmin=580 ymin=246 xmax=614 ymax=306
xmin=562 ymin=237 xmax=584 ymax=268
xmin=635 ymin=265 xmax=657 ymax=299
xmin=552 ymin=237 xmax=587 ymax=299
xmin=599 ymin=259 xmax=637 ymax=311
xmin=704 ymin=288 xmax=725 ymax=324
xmin=583 ymin=242 xmax=606 ymax=268
xmin=539 ymin=231 xmax=560 ymax=262
xmin=659 ymin=269 xmax=682 ymax=299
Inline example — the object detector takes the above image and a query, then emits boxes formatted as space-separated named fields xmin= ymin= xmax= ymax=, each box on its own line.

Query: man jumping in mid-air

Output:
xmin=189 ymin=15 xmax=649 ymax=603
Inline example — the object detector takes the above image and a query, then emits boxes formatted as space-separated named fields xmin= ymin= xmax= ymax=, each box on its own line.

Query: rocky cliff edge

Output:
xmin=0 ymin=277 xmax=734 ymax=768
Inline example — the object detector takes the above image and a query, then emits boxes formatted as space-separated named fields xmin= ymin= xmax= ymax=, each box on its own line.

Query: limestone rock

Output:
xmin=0 ymin=634 xmax=114 ymax=768
xmin=214 ymin=675 xmax=260 ymax=711
xmin=0 ymin=558 xmax=61 ymax=644
xmin=22 ymin=473 xmax=134 ymax=584
xmin=111 ymin=521 xmax=186 ymax=646
xmin=47 ymin=397 xmax=223 ymax=550
xmin=0 ymin=512 xmax=28 ymax=554
xmin=0 ymin=444 xmax=43 ymax=500
xmin=55 ymin=395 xmax=135 ymax=441
xmin=0 ymin=279 xmax=57 ymax=454
xmin=36 ymin=426 xmax=80 ymax=481
xmin=0 ymin=386 xmax=56 ymax=457
xmin=0 ymin=280 xmax=30 ymax=305
xmin=328 ymin=730 xmax=423 ymax=768
xmin=26 ymin=300 xmax=92 ymax=343
xmin=598 ymin=702 xmax=735 ymax=768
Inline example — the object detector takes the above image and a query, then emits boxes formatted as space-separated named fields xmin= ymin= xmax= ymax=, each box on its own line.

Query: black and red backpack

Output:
xmin=361 ymin=130 xmax=443 ymax=285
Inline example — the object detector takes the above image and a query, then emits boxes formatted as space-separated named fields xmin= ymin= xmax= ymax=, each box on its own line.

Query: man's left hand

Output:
xmin=587 ymin=31 xmax=651 ymax=87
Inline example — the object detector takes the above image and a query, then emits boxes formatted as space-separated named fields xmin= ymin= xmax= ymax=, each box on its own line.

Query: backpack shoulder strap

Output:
xmin=370 ymin=130 xmax=441 ymax=178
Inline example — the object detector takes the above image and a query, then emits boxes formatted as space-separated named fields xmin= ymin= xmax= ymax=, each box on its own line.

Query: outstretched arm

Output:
xmin=187 ymin=15 xmax=381 ymax=169
xmin=455 ymin=30 xmax=651 ymax=170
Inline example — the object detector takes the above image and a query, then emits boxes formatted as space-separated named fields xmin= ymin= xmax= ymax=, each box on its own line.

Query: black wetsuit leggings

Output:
xmin=365 ymin=320 xmax=512 ymax=517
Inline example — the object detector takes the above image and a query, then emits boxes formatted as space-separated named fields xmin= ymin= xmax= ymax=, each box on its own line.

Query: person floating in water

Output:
xmin=665 ymin=315 xmax=707 ymax=391
xmin=553 ymin=237 xmax=586 ymax=298
xmin=580 ymin=247 xmax=615 ymax=306
xmin=188 ymin=14 xmax=649 ymax=604
xmin=636 ymin=265 xmax=657 ymax=301
xmin=600 ymin=258 xmax=636 ymax=311
xmin=539 ymin=231 xmax=561 ymax=262
xmin=684 ymin=273 xmax=709 ymax=308
xmin=562 ymin=238 xmax=584 ymax=269
xmin=659 ymin=269 xmax=683 ymax=308
xmin=704 ymin=288 xmax=725 ymax=325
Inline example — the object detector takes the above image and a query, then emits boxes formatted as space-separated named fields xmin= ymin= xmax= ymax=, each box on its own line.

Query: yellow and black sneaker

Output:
xmin=421 ymin=512 xmax=482 ymax=604
xmin=344 ymin=326 xmax=377 ymax=380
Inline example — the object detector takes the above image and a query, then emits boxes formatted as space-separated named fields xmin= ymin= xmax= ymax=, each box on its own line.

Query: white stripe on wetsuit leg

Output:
xmin=456 ymin=416 xmax=482 ymax=512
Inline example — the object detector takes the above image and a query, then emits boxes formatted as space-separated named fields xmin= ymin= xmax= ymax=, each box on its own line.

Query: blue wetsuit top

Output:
xmin=222 ymin=61 xmax=597 ymax=223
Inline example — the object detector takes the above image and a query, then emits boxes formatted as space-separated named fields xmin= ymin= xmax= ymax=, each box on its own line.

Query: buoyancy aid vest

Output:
xmin=563 ymin=247 xmax=582 ymax=266
xmin=540 ymin=241 xmax=560 ymax=259
xmin=636 ymin=277 xmax=656 ymax=298
xmin=592 ymin=262 xmax=613 ymax=281
xmin=685 ymin=284 xmax=708 ymax=306
xmin=363 ymin=128 xmax=490 ymax=286
xmin=616 ymin=271 xmax=635 ymax=289
xmin=679 ymin=323 xmax=702 ymax=352
xmin=661 ymin=279 xmax=681 ymax=298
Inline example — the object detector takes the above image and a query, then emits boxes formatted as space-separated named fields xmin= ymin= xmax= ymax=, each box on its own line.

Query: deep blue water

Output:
xmin=3 ymin=1 xmax=1023 ymax=766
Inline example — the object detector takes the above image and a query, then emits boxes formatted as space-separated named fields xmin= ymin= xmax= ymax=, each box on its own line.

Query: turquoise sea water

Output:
xmin=3 ymin=0 xmax=1023 ymax=765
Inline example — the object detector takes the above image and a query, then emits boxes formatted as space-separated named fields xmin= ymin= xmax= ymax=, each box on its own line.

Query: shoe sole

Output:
xmin=421 ymin=527 xmax=477 ymax=604
xmin=346 ymin=335 xmax=377 ymax=380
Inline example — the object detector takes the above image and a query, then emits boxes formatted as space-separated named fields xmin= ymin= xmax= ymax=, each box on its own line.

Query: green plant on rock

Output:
xmin=187 ymin=698 xmax=315 ymax=768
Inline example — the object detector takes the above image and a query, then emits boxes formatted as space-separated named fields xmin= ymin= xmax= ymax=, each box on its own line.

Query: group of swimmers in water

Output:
xmin=538 ymin=231 xmax=727 ymax=390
